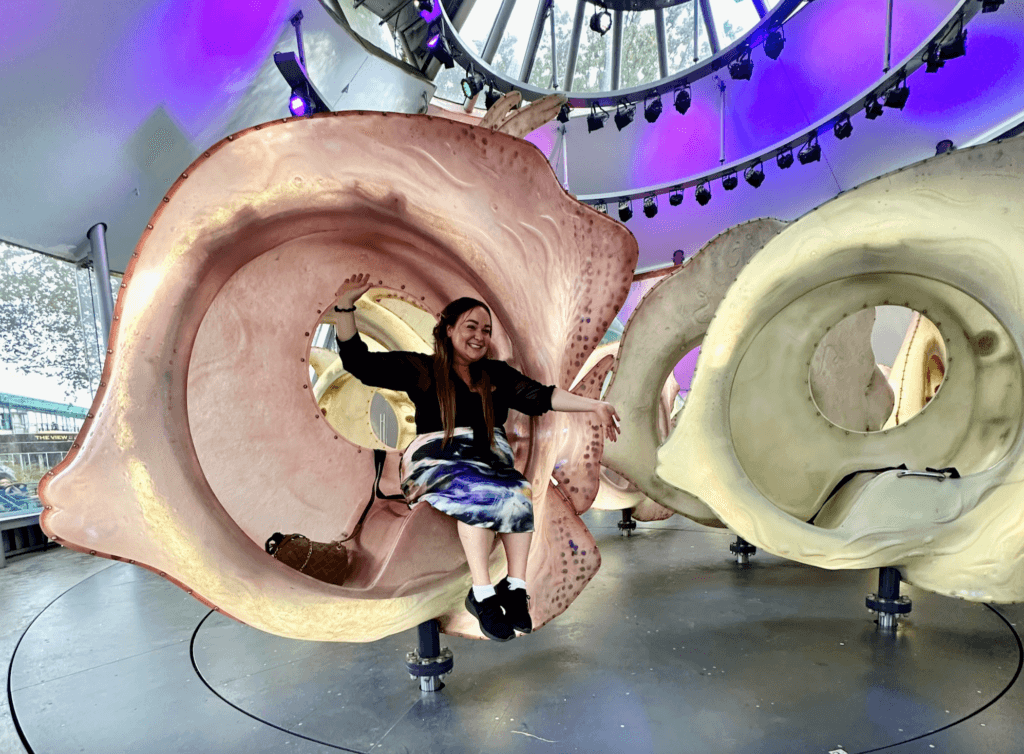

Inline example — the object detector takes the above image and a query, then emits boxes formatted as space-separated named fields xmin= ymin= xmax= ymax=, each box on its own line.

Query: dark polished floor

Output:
xmin=5 ymin=511 xmax=1023 ymax=754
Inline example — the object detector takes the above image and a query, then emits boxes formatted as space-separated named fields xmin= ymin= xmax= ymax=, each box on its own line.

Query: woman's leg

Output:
xmin=457 ymin=520 xmax=495 ymax=585
xmin=498 ymin=531 xmax=533 ymax=581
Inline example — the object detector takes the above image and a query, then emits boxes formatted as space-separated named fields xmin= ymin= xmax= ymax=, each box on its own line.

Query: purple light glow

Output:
xmin=427 ymin=33 xmax=441 ymax=49
xmin=419 ymin=2 xmax=442 ymax=24
xmin=289 ymin=93 xmax=308 ymax=117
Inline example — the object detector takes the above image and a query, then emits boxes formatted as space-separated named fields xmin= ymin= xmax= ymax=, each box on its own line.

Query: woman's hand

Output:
xmin=334 ymin=273 xmax=372 ymax=309
xmin=594 ymin=401 xmax=620 ymax=442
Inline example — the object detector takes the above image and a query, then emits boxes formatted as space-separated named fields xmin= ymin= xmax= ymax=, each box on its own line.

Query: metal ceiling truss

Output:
xmin=576 ymin=0 xmax=983 ymax=209
xmin=420 ymin=0 xmax=802 ymax=107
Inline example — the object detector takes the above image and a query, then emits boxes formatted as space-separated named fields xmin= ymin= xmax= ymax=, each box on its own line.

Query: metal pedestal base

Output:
xmin=866 ymin=566 xmax=912 ymax=632
xmin=405 ymin=619 xmax=453 ymax=692
xmin=729 ymin=536 xmax=756 ymax=565
xmin=617 ymin=508 xmax=637 ymax=536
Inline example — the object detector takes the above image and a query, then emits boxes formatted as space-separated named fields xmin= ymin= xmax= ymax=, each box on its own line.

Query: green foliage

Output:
xmin=0 ymin=242 xmax=114 ymax=400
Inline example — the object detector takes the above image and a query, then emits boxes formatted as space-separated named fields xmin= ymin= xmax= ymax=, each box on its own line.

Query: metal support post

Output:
xmin=86 ymin=223 xmax=114 ymax=351
xmin=866 ymin=566 xmax=912 ymax=631
xmin=730 ymin=536 xmax=756 ymax=565
xmin=406 ymin=619 xmax=454 ymax=692
xmin=617 ymin=508 xmax=637 ymax=536
xmin=884 ymin=0 xmax=894 ymax=72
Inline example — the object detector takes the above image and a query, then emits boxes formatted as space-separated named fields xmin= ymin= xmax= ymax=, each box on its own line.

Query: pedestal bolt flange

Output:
xmin=729 ymin=536 xmax=757 ymax=565
xmin=618 ymin=508 xmax=637 ymax=536
xmin=866 ymin=566 xmax=912 ymax=631
xmin=406 ymin=619 xmax=453 ymax=692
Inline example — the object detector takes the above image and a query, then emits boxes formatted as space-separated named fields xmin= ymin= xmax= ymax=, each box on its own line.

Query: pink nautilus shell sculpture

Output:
xmin=38 ymin=109 xmax=637 ymax=641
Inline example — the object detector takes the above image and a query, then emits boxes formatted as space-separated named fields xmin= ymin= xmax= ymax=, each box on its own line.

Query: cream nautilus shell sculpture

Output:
xmin=647 ymin=136 xmax=1024 ymax=603
xmin=38 ymin=101 xmax=638 ymax=642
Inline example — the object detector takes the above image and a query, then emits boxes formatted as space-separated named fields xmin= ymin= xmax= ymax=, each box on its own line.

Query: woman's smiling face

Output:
xmin=447 ymin=306 xmax=492 ymax=365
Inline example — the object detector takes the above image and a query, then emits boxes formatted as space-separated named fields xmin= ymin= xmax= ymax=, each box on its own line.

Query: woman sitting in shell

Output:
xmin=329 ymin=274 xmax=620 ymax=641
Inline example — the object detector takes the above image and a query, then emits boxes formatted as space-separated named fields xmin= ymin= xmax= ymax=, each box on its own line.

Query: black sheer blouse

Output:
xmin=335 ymin=333 xmax=555 ymax=450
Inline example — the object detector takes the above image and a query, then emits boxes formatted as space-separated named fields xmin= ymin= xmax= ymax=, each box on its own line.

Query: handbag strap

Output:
xmin=339 ymin=449 xmax=405 ymax=543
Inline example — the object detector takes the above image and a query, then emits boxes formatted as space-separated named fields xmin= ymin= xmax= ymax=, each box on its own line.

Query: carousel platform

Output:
xmin=7 ymin=510 xmax=1023 ymax=754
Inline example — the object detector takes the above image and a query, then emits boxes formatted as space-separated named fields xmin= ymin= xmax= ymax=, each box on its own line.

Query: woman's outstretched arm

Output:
xmin=550 ymin=387 xmax=620 ymax=442
xmin=325 ymin=272 xmax=371 ymax=338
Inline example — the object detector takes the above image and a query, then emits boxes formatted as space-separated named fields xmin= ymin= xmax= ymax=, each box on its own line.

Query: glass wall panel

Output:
xmin=664 ymin=1 xmax=713 ymax=72
xmin=619 ymin=11 xmax=660 ymax=89
xmin=337 ymin=0 xmax=401 ymax=58
xmin=571 ymin=6 xmax=612 ymax=91
xmin=528 ymin=0 xmax=575 ymax=90
xmin=458 ymin=2 xmax=504 ymax=56
xmin=493 ymin=0 xmax=542 ymax=79
xmin=710 ymin=0 xmax=761 ymax=46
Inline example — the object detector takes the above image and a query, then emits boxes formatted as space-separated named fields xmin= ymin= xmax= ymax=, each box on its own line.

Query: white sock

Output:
xmin=472 ymin=584 xmax=496 ymax=601
xmin=507 ymin=577 xmax=527 ymax=591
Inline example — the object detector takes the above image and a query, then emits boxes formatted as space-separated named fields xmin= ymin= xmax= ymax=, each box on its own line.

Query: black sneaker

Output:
xmin=495 ymin=578 xmax=532 ymax=634
xmin=465 ymin=589 xmax=515 ymax=642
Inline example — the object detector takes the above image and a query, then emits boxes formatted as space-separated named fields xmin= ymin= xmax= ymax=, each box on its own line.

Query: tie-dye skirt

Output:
xmin=400 ymin=427 xmax=534 ymax=533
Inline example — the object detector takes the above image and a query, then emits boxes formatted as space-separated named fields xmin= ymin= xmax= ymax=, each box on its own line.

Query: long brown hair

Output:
xmin=433 ymin=298 xmax=495 ymax=448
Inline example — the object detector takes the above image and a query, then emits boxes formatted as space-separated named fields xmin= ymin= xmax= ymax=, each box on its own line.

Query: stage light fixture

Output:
xmin=595 ymin=200 xmax=608 ymax=214
xmin=834 ymin=115 xmax=853 ymax=140
xmin=644 ymin=96 xmax=663 ymax=123
xmin=936 ymin=139 xmax=955 ymax=155
xmin=414 ymin=0 xmax=433 ymax=13
xmin=764 ymin=26 xmax=785 ymax=60
xmin=643 ymin=196 xmax=658 ymax=218
xmin=695 ymin=182 xmax=711 ymax=206
xmin=940 ymin=28 xmax=966 ymax=60
xmin=669 ymin=189 xmax=684 ymax=206
xmin=798 ymin=135 xmax=821 ymax=164
xmin=744 ymin=162 xmax=765 ymax=188
xmin=289 ymin=90 xmax=310 ymax=117
xmin=925 ymin=44 xmax=945 ymax=73
xmin=485 ymin=87 xmax=502 ymax=110
xmin=776 ymin=149 xmax=794 ymax=169
xmin=556 ymin=103 xmax=571 ymax=123
xmin=461 ymin=70 xmax=484 ymax=99
xmin=674 ymin=85 xmax=691 ymax=115
xmin=728 ymin=49 xmax=753 ymax=81
xmin=425 ymin=24 xmax=455 ymax=69
xmin=864 ymin=96 xmax=884 ymax=120
xmin=982 ymin=0 xmax=1003 ymax=12
xmin=614 ymin=102 xmax=636 ymax=131
xmin=590 ymin=9 xmax=612 ymax=35
xmin=884 ymin=78 xmax=910 ymax=110
xmin=722 ymin=171 xmax=738 ymax=191
xmin=587 ymin=105 xmax=608 ymax=133
xmin=618 ymin=199 xmax=633 ymax=222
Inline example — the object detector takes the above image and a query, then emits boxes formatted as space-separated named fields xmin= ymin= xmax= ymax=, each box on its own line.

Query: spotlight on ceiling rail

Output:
xmin=644 ymin=95 xmax=663 ymax=123
xmin=833 ymin=115 xmax=853 ymax=140
xmin=485 ymin=87 xmax=502 ymax=110
xmin=275 ymin=51 xmax=330 ymax=117
xmin=728 ymin=49 xmax=754 ymax=81
xmin=798 ymin=135 xmax=821 ymax=164
xmin=744 ymin=162 xmax=765 ymax=188
xmin=776 ymin=149 xmax=794 ymax=169
xmin=289 ymin=90 xmax=310 ymax=117
xmin=764 ymin=25 xmax=785 ymax=60
xmin=883 ymin=77 xmax=910 ymax=110
xmin=864 ymin=96 xmax=884 ymax=120
xmin=591 ymin=9 xmax=612 ymax=35
xmin=673 ymin=249 xmax=685 ymax=265
xmin=461 ymin=70 xmax=484 ymax=99
xmin=643 ymin=195 xmax=658 ymax=218
xmin=695 ymin=182 xmax=712 ymax=206
xmin=595 ymin=200 xmax=608 ymax=214
xmin=618 ymin=199 xmax=633 ymax=222
xmin=614 ymin=102 xmax=636 ymax=131
xmin=940 ymin=28 xmax=967 ymax=60
xmin=669 ymin=188 xmax=684 ymax=206
xmin=425 ymin=24 xmax=455 ymax=68
xmin=557 ymin=102 xmax=571 ymax=123
xmin=674 ymin=84 xmax=692 ymax=115
xmin=588 ymin=105 xmax=609 ymax=133
xmin=722 ymin=171 xmax=738 ymax=191
xmin=982 ymin=0 xmax=1003 ymax=12
xmin=925 ymin=43 xmax=945 ymax=73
